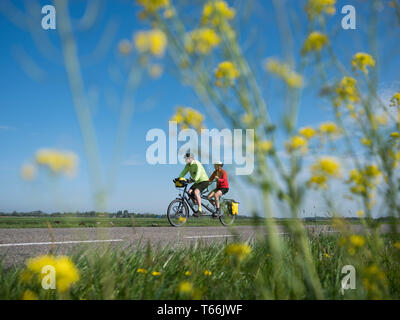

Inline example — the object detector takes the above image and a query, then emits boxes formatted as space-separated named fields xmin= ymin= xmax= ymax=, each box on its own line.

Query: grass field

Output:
xmin=0 ymin=216 xmax=392 ymax=229
xmin=0 ymin=216 xmax=259 ymax=228
xmin=1 ymin=233 xmax=400 ymax=300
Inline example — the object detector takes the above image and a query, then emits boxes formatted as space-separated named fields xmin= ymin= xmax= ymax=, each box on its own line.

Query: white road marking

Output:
xmin=0 ymin=239 xmax=123 ymax=247
xmin=185 ymin=235 xmax=234 ymax=239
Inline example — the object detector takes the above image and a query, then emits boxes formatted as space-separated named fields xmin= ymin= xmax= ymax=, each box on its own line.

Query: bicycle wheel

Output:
xmin=167 ymin=199 xmax=189 ymax=227
xmin=219 ymin=199 xmax=236 ymax=226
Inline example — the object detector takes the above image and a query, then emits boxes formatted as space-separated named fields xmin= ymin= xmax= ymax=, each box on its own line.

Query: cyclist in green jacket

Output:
xmin=178 ymin=152 xmax=209 ymax=217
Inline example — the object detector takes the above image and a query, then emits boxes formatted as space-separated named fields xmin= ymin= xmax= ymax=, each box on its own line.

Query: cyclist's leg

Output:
xmin=193 ymin=188 xmax=202 ymax=209
xmin=188 ymin=185 xmax=198 ymax=204
xmin=193 ymin=182 xmax=209 ymax=212
xmin=208 ymin=190 xmax=215 ymax=200
xmin=214 ymin=190 xmax=223 ymax=209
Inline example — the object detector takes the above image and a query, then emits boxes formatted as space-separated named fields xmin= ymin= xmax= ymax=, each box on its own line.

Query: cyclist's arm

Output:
xmin=178 ymin=165 xmax=189 ymax=178
xmin=218 ymin=170 xmax=227 ymax=185
xmin=209 ymin=170 xmax=216 ymax=182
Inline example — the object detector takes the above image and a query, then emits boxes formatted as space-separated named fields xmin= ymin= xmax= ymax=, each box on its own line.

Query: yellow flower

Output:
xmin=361 ymin=137 xmax=372 ymax=146
xmin=22 ymin=290 xmax=37 ymax=300
xmin=134 ymin=29 xmax=167 ymax=57
xmin=152 ymin=271 xmax=161 ymax=276
xmin=26 ymin=255 xmax=56 ymax=273
xmin=170 ymin=106 xmax=205 ymax=132
xmin=20 ymin=163 xmax=36 ymax=181
xmin=356 ymin=210 xmax=364 ymax=217
xmin=336 ymin=76 xmax=359 ymax=103
xmin=299 ymin=126 xmax=316 ymax=139
xmin=347 ymin=165 xmax=381 ymax=198
xmin=201 ymin=1 xmax=235 ymax=26
xmin=308 ymin=157 xmax=340 ymax=188
xmin=307 ymin=175 xmax=327 ymax=189
xmin=324 ymin=253 xmax=330 ymax=258
xmin=178 ymin=281 xmax=193 ymax=294
xmin=163 ymin=8 xmax=175 ymax=19
xmin=305 ymin=0 xmax=336 ymax=19
xmin=178 ymin=216 xmax=187 ymax=223
xmin=285 ymin=135 xmax=308 ymax=153
xmin=214 ymin=61 xmax=240 ymax=86
xmin=225 ymin=243 xmax=252 ymax=262
xmin=241 ymin=113 xmax=254 ymax=125
xmin=319 ymin=121 xmax=340 ymax=137
xmin=302 ymin=32 xmax=328 ymax=54
xmin=364 ymin=164 xmax=381 ymax=177
xmin=137 ymin=0 xmax=170 ymax=13
xmin=25 ymin=255 xmax=80 ymax=293
xmin=265 ymin=58 xmax=303 ymax=88
xmin=349 ymin=235 xmax=365 ymax=247
xmin=390 ymin=132 xmax=400 ymax=139
xmin=352 ymin=52 xmax=376 ymax=74
xmin=53 ymin=256 xmax=80 ymax=292
xmin=393 ymin=242 xmax=400 ymax=249
xmin=137 ymin=268 xmax=148 ymax=274
xmin=204 ymin=270 xmax=212 ymax=276
xmin=311 ymin=157 xmax=341 ymax=177
xmin=257 ymin=140 xmax=273 ymax=153
xmin=365 ymin=265 xmax=379 ymax=275
xmin=390 ymin=92 xmax=400 ymax=107
xmin=35 ymin=149 xmax=78 ymax=176
xmin=185 ymin=270 xmax=192 ymax=276
xmin=372 ymin=114 xmax=388 ymax=128
xmin=118 ymin=39 xmax=132 ymax=55
xmin=185 ymin=28 xmax=220 ymax=54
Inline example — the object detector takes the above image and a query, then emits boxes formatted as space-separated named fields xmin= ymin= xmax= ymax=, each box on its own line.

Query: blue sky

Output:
xmin=0 ymin=0 xmax=399 ymax=216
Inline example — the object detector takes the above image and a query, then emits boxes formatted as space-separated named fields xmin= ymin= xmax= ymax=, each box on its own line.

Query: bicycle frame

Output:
xmin=176 ymin=183 xmax=217 ymax=216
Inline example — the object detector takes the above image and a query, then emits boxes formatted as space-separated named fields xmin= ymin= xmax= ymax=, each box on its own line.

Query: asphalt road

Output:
xmin=0 ymin=224 xmax=396 ymax=268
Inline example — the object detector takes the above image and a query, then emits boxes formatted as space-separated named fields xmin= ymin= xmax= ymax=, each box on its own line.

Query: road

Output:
xmin=0 ymin=224 xmax=396 ymax=268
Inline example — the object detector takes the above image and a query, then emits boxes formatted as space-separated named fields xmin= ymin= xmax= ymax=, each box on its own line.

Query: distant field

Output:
xmin=0 ymin=216 xmax=389 ymax=229
xmin=0 ymin=216 xmax=260 ymax=228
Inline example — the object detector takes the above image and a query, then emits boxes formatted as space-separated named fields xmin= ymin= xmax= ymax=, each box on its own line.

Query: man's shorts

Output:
xmin=213 ymin=188 xmax=229 ymax=195
xmin=190 ymin=181 xmax=209 ymax=193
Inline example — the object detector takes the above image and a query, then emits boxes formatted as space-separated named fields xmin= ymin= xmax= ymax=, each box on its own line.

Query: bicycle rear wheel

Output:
xmin=219 ymin=199 xmax=236 ymax=226
xmin=167 ymin=199 xmax=189 ymax=227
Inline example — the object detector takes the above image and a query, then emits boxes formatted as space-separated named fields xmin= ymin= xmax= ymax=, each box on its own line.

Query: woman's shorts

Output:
xmin=213 ymin=188 xmax=229 ymax=195
xmin=190 ymin=181 xmax=209 ymax=193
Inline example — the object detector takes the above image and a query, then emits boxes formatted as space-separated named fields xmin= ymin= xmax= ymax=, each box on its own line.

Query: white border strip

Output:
xmin=0 ymin=239 xmax=123 ymax=247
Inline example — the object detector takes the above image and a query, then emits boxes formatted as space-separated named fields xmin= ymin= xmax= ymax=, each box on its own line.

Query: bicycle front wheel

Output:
xmin=167 ymin=199 xmax=189 ymax=227
xmin=219 ymin=200 xmax=236 ymax=226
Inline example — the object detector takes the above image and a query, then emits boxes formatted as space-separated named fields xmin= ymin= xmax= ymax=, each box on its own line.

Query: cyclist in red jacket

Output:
xmin=208 ymin=161 xmax=229 ymax=217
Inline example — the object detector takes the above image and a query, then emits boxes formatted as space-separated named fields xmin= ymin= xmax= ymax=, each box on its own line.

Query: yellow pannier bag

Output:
xmin=231 ymin=202 xmax=239 ymax=215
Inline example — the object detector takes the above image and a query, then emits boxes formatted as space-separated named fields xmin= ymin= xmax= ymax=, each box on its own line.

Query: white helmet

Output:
xmin=214 ymin=161 xmax=223 ymax=167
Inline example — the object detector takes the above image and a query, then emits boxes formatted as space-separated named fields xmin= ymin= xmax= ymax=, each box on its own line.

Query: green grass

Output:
xmin=1 ymin=233 xmax=400 ymax=299
xmin=0 ymin=216 xmax=258 ymax=228
xmin=0 ymin=215 xmax=395 ymax=229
